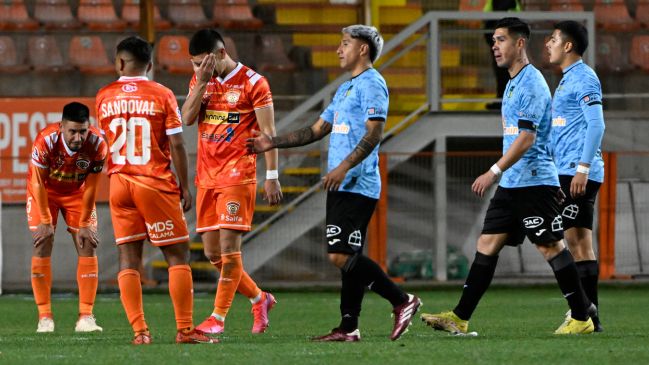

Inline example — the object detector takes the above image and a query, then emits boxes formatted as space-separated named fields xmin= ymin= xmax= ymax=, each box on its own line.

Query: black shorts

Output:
xmin=325 ymin=191 xmax=377 ymax=254
xmin=559 ymin=175 xmax=601 ymax=230
xmin=482 ymin=185 xmax=564 ymax=246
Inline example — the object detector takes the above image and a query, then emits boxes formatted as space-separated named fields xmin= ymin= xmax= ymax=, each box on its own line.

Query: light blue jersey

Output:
xmin=551 ymin=60 xmax=605 ymax=183
xmin=320 ymin=68 xmax=388 ymax=199
xmin=500 ymin=64 xmax=559 ymax=188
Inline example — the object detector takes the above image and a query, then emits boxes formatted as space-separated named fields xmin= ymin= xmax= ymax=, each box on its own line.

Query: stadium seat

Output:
xmin=121 ymin=0 xmax=171 ymax=30
xmin=595 ymin=34 xmax=631 ymax=72
xmin=34 ymin=0 xmax=81 ymax=30
xmin=0 ymin=1 xmax=39 ymax=31
xmin=520 ymin=0 xmax=546 ymax=10
xmin=635 ymin=0 xmax=649 ymax=28
xmin=156 ymin=35 xmax=193 ymax=74
xmin=167 ymin=0 xmax=213 ymax=29
xmin=27 ymin=35 xmax=72 ymax=72
xmin=458 ymin=0 xmax=486 ymax=29
xmin=213 ymin=0 xmax=263 ymax=29
xmin=68 ymin=36 xmax=114 ymax=74
xmin=255 ymin=34 xmax=296 ymax=72
xmin=223 ymin=36 xmax=239 ymax=61
xmin=77 ymin=0 xmax=127 ymax=31
xmin=593 ymin=0 xmax=639 ymax=32
xmin=0 ymin=36 xmax=30 ymax=73
xmin=549 ymin=0 xmax=584 ymax=11
xmin=630 ymin=35 xmax=649 ymax=72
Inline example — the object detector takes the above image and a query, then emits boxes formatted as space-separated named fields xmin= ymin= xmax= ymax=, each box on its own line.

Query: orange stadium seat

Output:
xmin=0 ymin=36 xmax=30 ymax=73
xmin=0 ymin=0 xmax=39 ymax=31
xmin=156 ymin=35 xmax=193 ymax=74
xmin=595 ymin=34 xmax=631 ymax=72
xmin=27 ymin=35 xmax=72 ymax=72
xmin=167 ymin=0 xmax=213 ymax=29
xmin=69 ymin=36 xmax=114 ymax=74
xmin=78 ymin=0 xmax=127 ymax=31
xmin=223 ymin=36 xmax=239 ymax=61
xmin=630 ymin=35 xmax=649 ymax=72
xmin=121 ymin=0 xmax=171 ymax=30
xmin=520 ymin=0 xmax=546 ymax=10
xmin=255 ymin=34 xmax=296 ymax=72
xmin=636 ymin=0 xmax=649 ymax=28
xmin=458 ymin=0 xmax=486 ymax=28
xmin=34 ymin=0 xmax=81 ymax=30
xmin=593 ymin=0 xmax=639 ymax=32
xmin=549 ymin=0 xmax=584 ymax=11
xmin=213 ymin=0 xmax=263 ymax=30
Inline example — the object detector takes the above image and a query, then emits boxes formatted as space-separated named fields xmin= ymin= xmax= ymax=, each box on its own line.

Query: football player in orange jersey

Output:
xmin=181 ymin=29 xmax=282 ymax=336
xmin=27 ymin=102 xmax=106 ymax=333
xmin=96 ymin=36 xmax=215 ymax=345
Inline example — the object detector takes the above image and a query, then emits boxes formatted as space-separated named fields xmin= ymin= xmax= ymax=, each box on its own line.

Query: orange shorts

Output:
xmin=196 ymin=184 xmax=256 ymax=232
xmin=27 ymin=189 xmax=97 ymax=233
xmin=109 ymin=173 xmax=189 ymax=246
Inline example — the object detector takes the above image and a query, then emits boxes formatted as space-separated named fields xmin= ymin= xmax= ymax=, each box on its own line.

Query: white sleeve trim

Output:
xmin=31 ymin=160 xmax=48 ymax=169
xmin=166 ymin=126 xmax=183 ymax=135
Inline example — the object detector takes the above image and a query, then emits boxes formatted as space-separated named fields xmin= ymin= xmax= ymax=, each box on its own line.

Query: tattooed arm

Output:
xmin=322 ymin=119 xmax=384 ymax=191
xmin=246 ymin=118 xmax=332 ymax=153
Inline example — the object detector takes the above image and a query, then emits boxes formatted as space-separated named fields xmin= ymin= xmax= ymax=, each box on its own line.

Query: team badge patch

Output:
xmin=76 ymin=159 xmax=90 ymax=170
xmin=226 ymin=201 xmax=240 ymax=216
xmin=225 ymin=90 xmax=240 ymax=107
xmin=121 ymin=83 xmax=138 ymax=93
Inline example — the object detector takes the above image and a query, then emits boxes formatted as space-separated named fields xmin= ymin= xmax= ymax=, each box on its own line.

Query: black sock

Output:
xmin=576 ymin=260 xmax=599 ymax=307
xmin=339 ymin=269 xmax=364 ymax=332
xmin=548 ymin=249 xmax=589 ymax=321
xmin=345 ymin=254 xmax=407 ymax=307
xmin=453 ymin=252 xmax=498 ymax=321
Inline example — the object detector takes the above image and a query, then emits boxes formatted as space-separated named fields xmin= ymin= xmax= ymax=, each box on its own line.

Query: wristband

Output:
xmin=490 ymin=163 xmax=502 ymax=176
xmin=576 ymin=165 xmax=590 ymax=174
xmin=266 ymin=170 xmax=279 ymax=180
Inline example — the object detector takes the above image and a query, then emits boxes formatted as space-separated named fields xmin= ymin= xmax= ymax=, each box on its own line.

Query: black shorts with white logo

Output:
xmin=559 ymin=175 xmax=601 ymax=230
xmin=482 ymin=185 xmax=564 ymax=246
xmin=325 ymin=191 xmax=377 ymax=254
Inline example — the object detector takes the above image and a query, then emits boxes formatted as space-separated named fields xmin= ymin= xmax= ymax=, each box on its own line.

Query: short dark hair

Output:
xmin=62 ymin=102 xmax=89 ymax=123
xmin=189 ymin=29 xmax=225 ymax=56
xmin=116 ymin=36 xmax=152 ymax=66
xmin=554 ymin=20 xmax=588 ymax=56
xmin=494 ymin=17 xmax=531 ymax=40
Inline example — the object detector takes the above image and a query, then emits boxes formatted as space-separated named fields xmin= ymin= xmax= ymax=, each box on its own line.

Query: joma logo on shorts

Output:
xmin=523 ymin=216 xmax=544 ymax=229
xmin=146 ymin=220 xmax=174 ymax=232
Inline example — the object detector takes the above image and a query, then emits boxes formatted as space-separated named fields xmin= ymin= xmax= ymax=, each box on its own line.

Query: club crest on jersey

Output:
xmin=76 ymin=159 xmax=90 ymax=170
xmin=121 ymin=83 xmax=138 ymax=93
xmin=508 ymin=85 xmax=515 ymax=98
xmin=226 ymin=201 xmax=240 ymax=216
xmin=225 ymin=90 xmax=240 ymax=107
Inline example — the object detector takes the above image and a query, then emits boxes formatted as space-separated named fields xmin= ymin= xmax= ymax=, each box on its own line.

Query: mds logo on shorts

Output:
xmin=146 ymin=220 xmax=175 ymax=240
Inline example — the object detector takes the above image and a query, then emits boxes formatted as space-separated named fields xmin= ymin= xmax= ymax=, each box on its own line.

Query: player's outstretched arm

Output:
xmin=169 ymin=133 xmax=192 ymax=212
xmin=29 ymin=164 xmax=55 ymax=247
xmin=77 ymin=172 xmax=100 ymax=249
xmin=182 ymin=54 xmax=216 ymax=126
xmin=472 ymin=130 xmax=536 ymax=197
xmin=255 ymin=105 xmax=283 ymax=205
xmin=246 ymin=118 xmax=332 ymax=154
xmin=322 ymin=119 xmax=384 ymax=191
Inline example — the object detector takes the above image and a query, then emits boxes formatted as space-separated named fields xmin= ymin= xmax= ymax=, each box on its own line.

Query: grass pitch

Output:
xmin=0 ymin=286 xmax=648 ymax=365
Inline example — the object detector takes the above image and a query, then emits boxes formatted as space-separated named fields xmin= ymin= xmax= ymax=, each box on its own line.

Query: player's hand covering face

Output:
xmin=191 ymin=53 xmax=216 ymax=83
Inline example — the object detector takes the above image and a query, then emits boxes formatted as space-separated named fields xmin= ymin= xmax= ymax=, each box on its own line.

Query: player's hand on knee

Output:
xmin=33 ymin=223 xmax=55 ymax=247
xmin=78 ymin=226 xmax=99 ymax=249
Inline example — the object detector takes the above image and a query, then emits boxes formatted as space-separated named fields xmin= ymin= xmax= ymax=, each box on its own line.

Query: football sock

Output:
xmin=347 ymin=254 xmax=407 ymax=307
xmin=548 ymin=249 xmax=589 ymax=321
xmin=31 ymin=256 xmax=52 ymax=317
xmin=117 ymin=269 xmax=148 ymax=333
xmin=211 ymin=259 xmax=262 ymax=302
xmin=454 ymin=252 xmax=498 ymax=321
xmin=576 ymin=260 xmax=599 ymax=307
xmin=213 ymin=252 xmax=243 ymax=318
xmin=77 ymin=256 xmax=98 ymax=316
xmin=168 ymin=264 xmax=194 ymax=330
xmin=339 ymin=268 xmax=364 ymax=332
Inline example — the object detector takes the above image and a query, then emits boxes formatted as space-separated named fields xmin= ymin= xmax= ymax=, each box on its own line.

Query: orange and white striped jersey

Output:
xmin=27 ymin=123 xmax=107 ymax=195
xmin=96 ymin=76 xmax=183 ymax=193
xmin=189 ymin=63 xmax=273 ymax=189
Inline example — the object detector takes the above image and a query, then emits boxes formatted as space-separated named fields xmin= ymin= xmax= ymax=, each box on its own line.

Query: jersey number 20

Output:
xmin=109 ymin=117 xmax=151 ymax=165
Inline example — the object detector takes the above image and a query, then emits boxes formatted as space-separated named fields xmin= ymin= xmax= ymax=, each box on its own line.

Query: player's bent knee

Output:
xmin=328 ymin=253 xmax=351 ymax=269
xmin=33 ymin=240 xmax=54 ymax=257
xmin=536 ymin=240 xmax=566 ymax=261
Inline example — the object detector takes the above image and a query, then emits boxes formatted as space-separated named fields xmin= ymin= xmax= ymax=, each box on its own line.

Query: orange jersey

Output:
xmin=189 ymin=63 xmax=273 ymax=189
xmin=96 ymin=76 xmax=183 ymax=193
xmin=27 ymin=123 xmax=107 ymax=195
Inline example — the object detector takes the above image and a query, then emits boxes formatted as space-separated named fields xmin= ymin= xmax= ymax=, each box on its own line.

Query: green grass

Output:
xmin=1 ymin=287 xmax=648 ymax=364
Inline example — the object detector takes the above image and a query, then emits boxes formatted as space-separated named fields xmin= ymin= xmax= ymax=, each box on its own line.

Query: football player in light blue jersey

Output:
xmin=547 ymin=20 xmax=605 ymax=331
xmin=422 ymin=17 xmax=594 ymax=336
xmin=247 ymin=24 xmax=420 ymax=342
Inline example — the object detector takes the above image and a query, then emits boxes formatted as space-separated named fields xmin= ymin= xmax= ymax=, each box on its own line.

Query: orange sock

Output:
xmin=77 ymin=256 xmax=98 ymax=316
xmin=168 ymin=264 xmax=193 ymax=330
xmin=213 ymin=252 xmax=243 ymax=318
xmin=117 ymin=269 xmax=147 ymax=333
xmin=211 ymin=259 xmax=261 ymax=300
xmin=31 ymin=256 xmax=52 ymax=317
